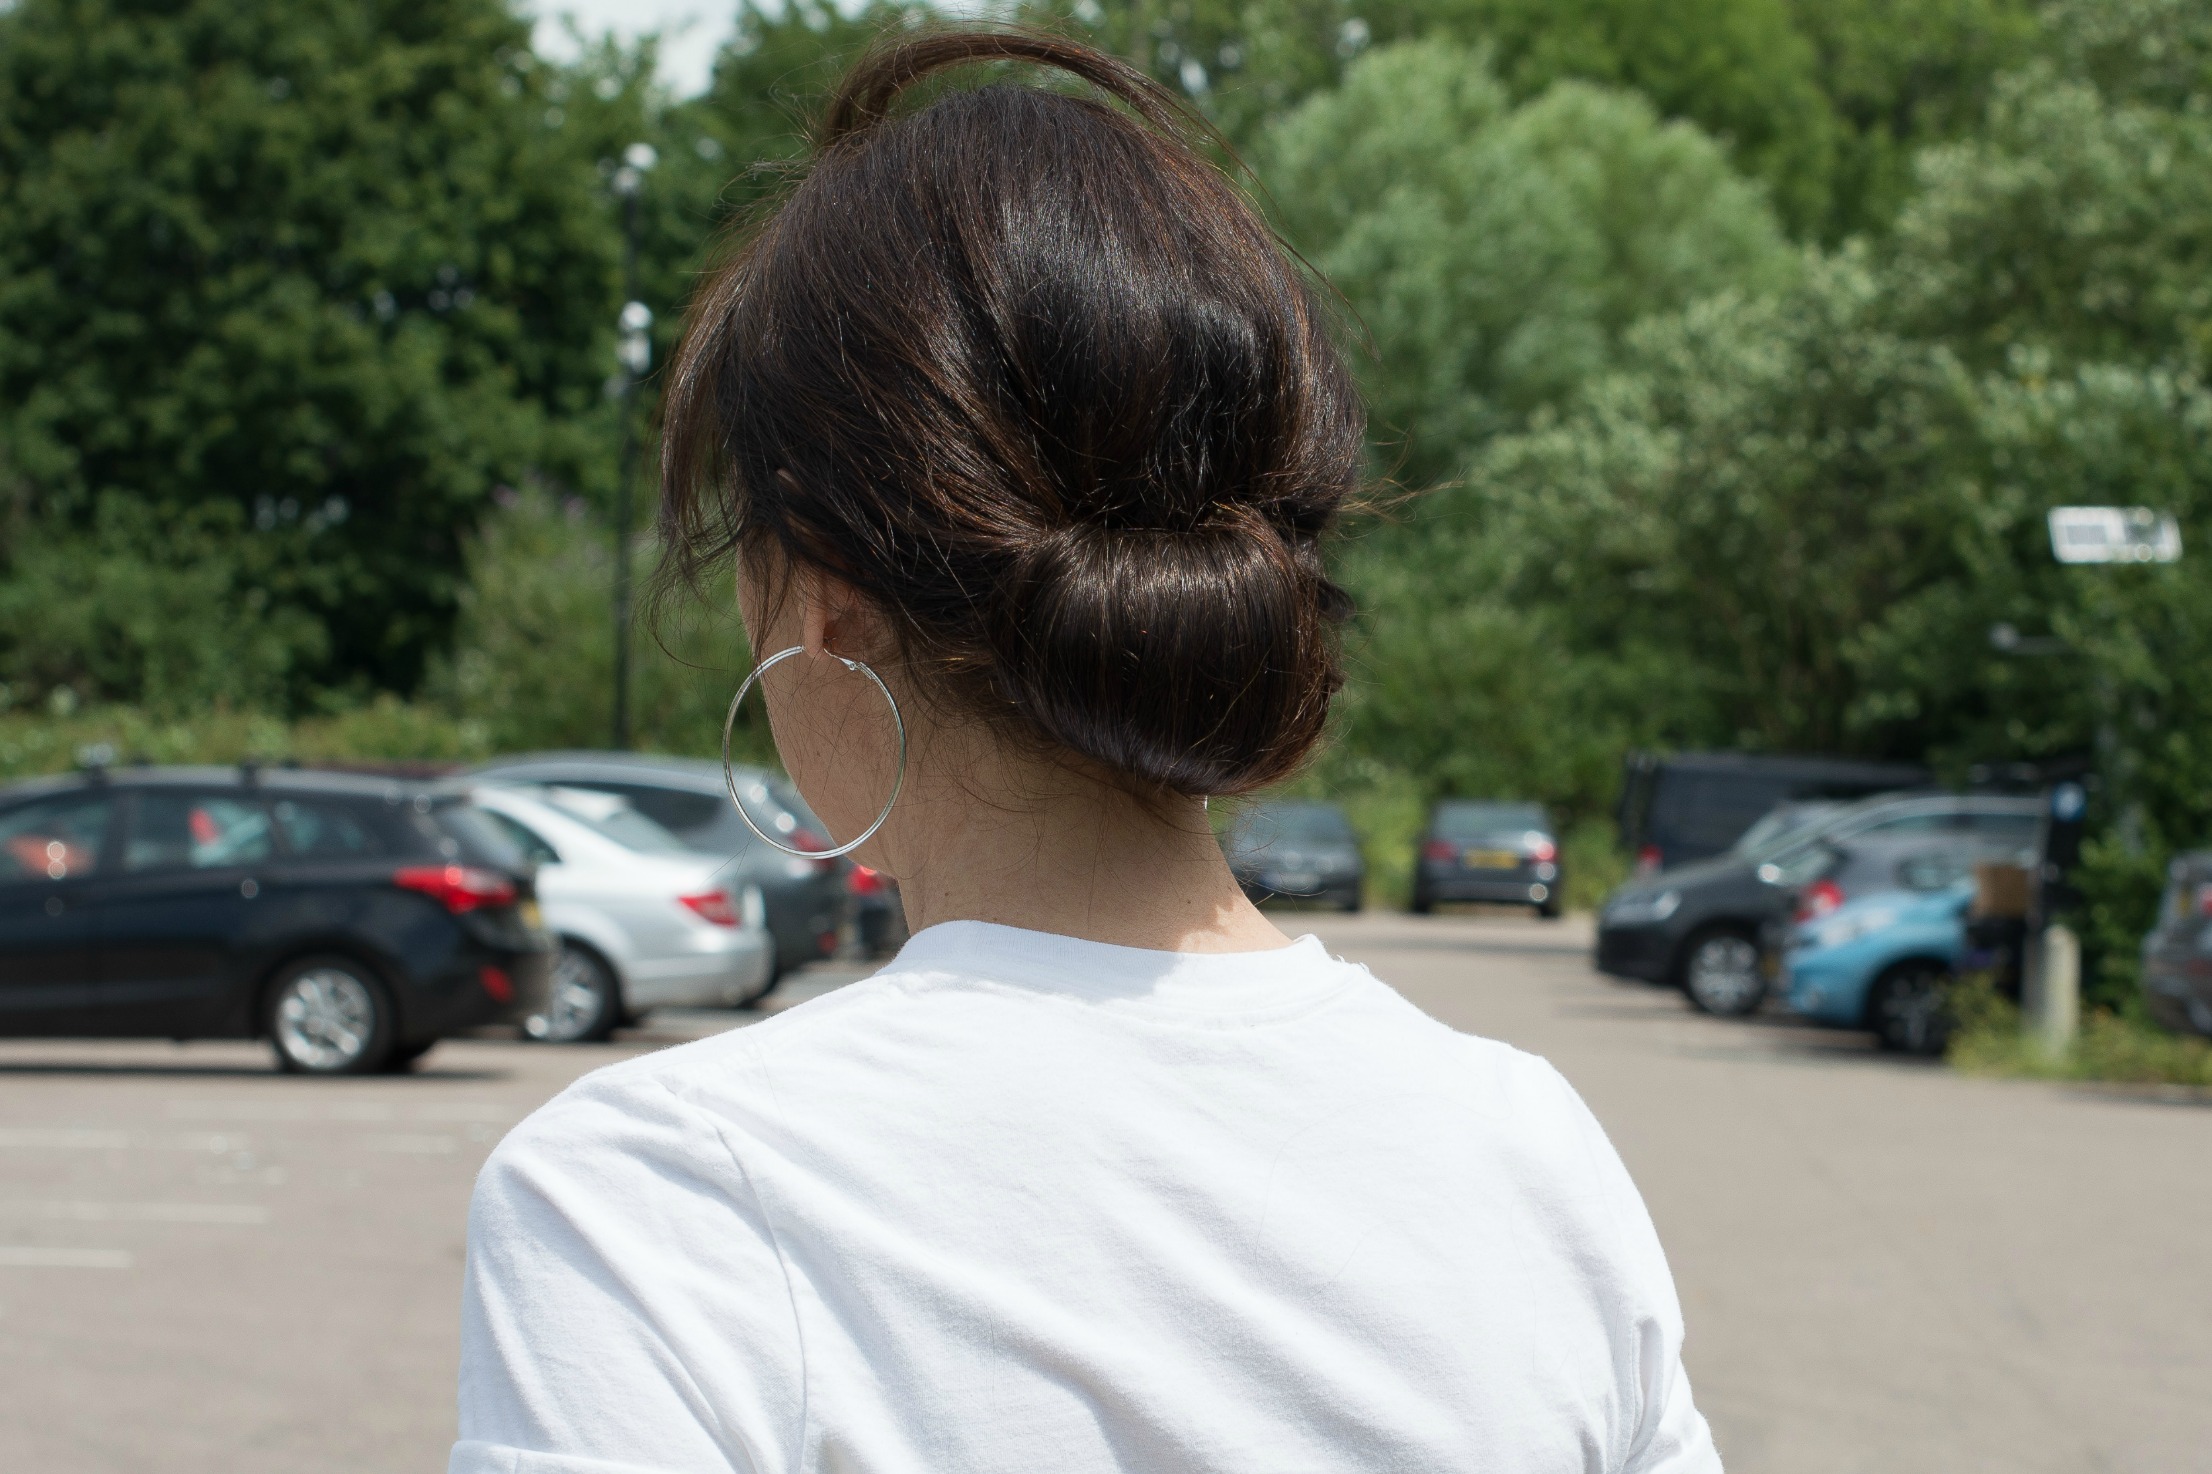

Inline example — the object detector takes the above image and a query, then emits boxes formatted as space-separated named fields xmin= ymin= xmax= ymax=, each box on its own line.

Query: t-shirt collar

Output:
xmin=884 ymin=920 xmax=1353 ymax=1020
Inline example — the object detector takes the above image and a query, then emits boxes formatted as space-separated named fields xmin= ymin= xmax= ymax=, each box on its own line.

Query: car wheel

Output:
xmin=382 ymin=1039 xmax=437 ymax=1074
xmin=1409 ymin=890 xmax=1433 ymax=916
xmin=1537 ymin=898 xmax=1563 ymax=920
xmin=1682 ymin=931 xmax=1765 ymax=1017
xmin=1337 ymin=889 xmax=1364 ymax=913
xmin=1870 ymin=962 xmax=1953 ymax=1056
xmin=526 ymin=942 xmax=622 ymax=1044
xmin=267 ymin=957 xmax=395 ymax=1075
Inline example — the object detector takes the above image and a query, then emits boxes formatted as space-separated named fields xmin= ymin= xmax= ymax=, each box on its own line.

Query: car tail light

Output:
xmin=1795 ymin=878 xmax=1845 ymax=924
xmin=2196 ymin=883 xmax=2212 ymax=917
xmin=393 ymin=865 xmax=517 ymax=914
xmin=786 ymin=826 xmax=839 ymax=874
xmin=1636 ymin=845 xmax=1663 ymax=876
xmin=850 ymin=864 xmax=885 ymax=897
xmin=478 ymin=964 xmax=514 ymax=1003
xmin=1527 ymin=838 xmax=1558 ymax=863
xmin=1421 ymin=839 xmax=1457 ymax=863
xmin=680 ymin=890 xmax=741 ymax=927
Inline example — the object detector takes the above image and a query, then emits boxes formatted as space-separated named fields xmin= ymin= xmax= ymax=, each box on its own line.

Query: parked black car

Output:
xmin=1597 ymin=792 xmax=2043 ymax=1016
xmin=0 ymin=767 xmax=550 ymax=1073
xmin=1411 ymin=801 xmax=1561 ymax=917
xmin=1223 ymin=801 xmax=1364 ymax=910
xmin=2142 ymin=852 xmax=2212 ymax=1037
xmin=467 ymin=753 xmax=851 ymax=981
xmin=1617 ymin=751 xmax=1932 ymax=875
xmin=848 ymin=863 xmax=910 ymax=957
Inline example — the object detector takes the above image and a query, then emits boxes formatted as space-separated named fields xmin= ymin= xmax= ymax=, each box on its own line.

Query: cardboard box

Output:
xmin=1972 ymin=862 xmax=2034 ymax=920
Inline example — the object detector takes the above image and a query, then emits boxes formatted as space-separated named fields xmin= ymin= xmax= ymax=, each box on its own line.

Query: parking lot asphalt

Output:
xmin=0 ymin=914 xmax=2203 ymax=1473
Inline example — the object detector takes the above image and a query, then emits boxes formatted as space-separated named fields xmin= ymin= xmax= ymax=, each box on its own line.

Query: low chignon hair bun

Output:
xmin=657 ymin=26 xmax=1365 ymax=797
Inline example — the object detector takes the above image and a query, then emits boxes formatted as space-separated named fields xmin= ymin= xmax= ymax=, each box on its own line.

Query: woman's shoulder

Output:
xmin=481 ymin=972 xmax=923 ymax=1172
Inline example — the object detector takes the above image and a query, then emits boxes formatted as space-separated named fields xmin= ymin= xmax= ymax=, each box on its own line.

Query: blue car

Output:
xmin=1782 ymin=883 xmax=1971 ymax=1055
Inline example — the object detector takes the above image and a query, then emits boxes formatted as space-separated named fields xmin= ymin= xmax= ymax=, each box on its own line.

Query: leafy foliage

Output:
xmin=427 ymin=486 xmax=762 ymax=759
xmin=1263 ymin=41 xmax=1793 ymax=484
xmin=0 ymin=0 xmax=623 ymax=700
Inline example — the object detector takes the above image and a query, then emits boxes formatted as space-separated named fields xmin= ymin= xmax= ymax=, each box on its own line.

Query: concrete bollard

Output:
xmin=2022 ymin=923 xmax=2080 ymax=1056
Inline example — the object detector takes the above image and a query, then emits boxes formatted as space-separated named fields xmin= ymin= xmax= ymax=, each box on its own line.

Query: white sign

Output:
xmin=2047 ymin=506 xmax=2182 ymax=564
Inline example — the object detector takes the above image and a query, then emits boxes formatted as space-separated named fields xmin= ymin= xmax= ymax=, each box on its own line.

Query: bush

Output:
xmin=1948 ymin=974 xmax=2212 ymax=1087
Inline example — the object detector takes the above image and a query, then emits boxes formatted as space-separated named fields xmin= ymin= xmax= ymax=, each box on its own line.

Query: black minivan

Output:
xmin=0 ymin=766 xmax=550 ymax=1074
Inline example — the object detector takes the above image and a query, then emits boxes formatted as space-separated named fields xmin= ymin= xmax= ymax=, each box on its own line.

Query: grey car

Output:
xmin=467 ymin=753 xmax=849 ymax=982
xmin=1412 ymin=801 xmax=1560 ymax=917
xmin=1597 ymin=792 xmax=2044 ymax=1016
xmin=1222 ymin=801 xmax=1364 ymax=911
xmin=2142 ymin=852 xmax=2212 ymax=1037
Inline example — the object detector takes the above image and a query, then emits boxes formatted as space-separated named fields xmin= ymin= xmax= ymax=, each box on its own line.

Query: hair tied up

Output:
xmin=819 ymin=27 xmax=1206 ymax=151
xmin=658 ymin=26 xmax=1366 ymax=798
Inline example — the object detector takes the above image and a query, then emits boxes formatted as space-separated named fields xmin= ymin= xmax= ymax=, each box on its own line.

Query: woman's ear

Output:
xmin=796 ymin=565 xmax=882 ymax=664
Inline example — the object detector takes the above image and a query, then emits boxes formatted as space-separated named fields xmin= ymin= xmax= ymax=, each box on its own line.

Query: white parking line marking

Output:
xmin=0 ymin=1247 xmax=133 ymax=1269
xmin=0 ymin=1128 xmax=127 ymax=1149
xmin=0 ymin=1128 xmax=249 ymax=1152
xmin=0 ymin=1202 xmax=269 ymax=1225
xmin=356 ymin=1134 xmax=458 ymax=1154
xmin=166 ymin=1101 xmax=397 ymax=1124
xmin=161 ymin=1099 xmax=521 ymax=1125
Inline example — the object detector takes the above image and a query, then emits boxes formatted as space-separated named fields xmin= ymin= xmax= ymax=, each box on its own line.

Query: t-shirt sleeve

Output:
xmin=1537 ymin=1061 xmax=1723 ymax=1474
xmin=450 ymin=1066 xmax=803 ymax=1474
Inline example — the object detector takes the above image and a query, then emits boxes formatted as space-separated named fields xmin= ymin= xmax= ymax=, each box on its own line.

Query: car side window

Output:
xmin=0 ymin=795 xmax=115 ymax=882
xmin=1846 ymin=812 xmax=1950 ymax=841
xmin=123 ymin=794 xmax=274 ymax=873
xmin=1963 ymin=814 xmax=2041 ymax=852
xmin=484 ymin=812 xmax=560 ymax=867
xmin=271 ymin=797 xmax=386 ymax=859
xmin=1895 ymin=850 xmax=1974 ymax=891
xmin=590 ymin=784 xmax=726 ymax=837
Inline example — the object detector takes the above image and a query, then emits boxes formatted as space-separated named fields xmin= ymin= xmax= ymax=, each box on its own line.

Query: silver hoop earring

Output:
xmin=722 ymin=645 xmax=906 ymax=861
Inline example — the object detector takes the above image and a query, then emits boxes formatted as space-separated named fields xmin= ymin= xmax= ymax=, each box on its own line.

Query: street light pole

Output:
xmin=609 ymin=142 xmax=657 ymax=751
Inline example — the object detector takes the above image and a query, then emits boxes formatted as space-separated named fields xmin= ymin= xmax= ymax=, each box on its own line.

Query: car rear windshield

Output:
xmin=428 ymin=801 xmax=531 ymax=872
xmin=1238 ymin=803 xmax=1355 ymax=846
xmin=539 ymin=788 xmax=694 ymax=856
xmin=1434 ymin=802 xmax=1547 ymax=841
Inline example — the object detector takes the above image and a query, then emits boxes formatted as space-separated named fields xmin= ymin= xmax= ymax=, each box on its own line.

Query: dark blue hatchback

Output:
xmin=0 ymin=766 xmax=551 ymax=1073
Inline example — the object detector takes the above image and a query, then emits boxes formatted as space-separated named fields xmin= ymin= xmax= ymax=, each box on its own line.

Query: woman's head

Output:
xmin=660 ymin=28 xmax=1363 ymax=808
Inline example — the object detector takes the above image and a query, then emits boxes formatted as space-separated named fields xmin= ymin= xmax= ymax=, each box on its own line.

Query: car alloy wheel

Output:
xmin=1684 ymin=932 xmax=1765 ymax=1017
xmin=527 ymin=943 xmax=620 ymax=1044
xmin=270 ymin=960 xmax=390 ymax=1074
xmin=1871 ymin=963 xmax=1953 ymax=1056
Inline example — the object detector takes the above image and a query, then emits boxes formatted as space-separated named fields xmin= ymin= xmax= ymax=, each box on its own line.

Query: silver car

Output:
xmin=465 ymin=785 xmax=773 ymax=1042
xmin=2143 ymin=851 xmax=2212 ymax=1037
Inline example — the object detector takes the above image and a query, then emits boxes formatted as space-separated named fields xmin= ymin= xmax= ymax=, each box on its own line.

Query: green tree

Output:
xmin=1885 ymin=70 xmax=2212 ymax=373
xmin=1785 ymin=0 xmax=2040 ymax=238
xmin=1262 ymin=40 xmax=1794 ymax=485
xmin=0 ymin=0 xmax=623 ymax=705
xmin=429 ymin=486 xmax=760 ymax=759
xmin=1399 ymin=0 xmax=1837 ymax=236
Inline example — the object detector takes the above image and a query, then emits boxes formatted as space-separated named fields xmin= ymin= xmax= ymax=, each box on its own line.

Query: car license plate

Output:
xmin=519 ymin=900 xmax=543 ymax=929
xmin=1463 ymin=848 xmax=1518 ymax=869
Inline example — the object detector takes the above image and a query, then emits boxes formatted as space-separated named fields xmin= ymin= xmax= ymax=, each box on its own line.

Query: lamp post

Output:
xmin=2002 ymin=505 xmax=2185 ymax=1053
xmin=609 ymin=142 xmax=657 ymax=750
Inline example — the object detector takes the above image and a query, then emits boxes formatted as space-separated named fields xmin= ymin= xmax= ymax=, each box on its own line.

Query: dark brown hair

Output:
xmin=659 ymin=27 xmax=1363 ymax=797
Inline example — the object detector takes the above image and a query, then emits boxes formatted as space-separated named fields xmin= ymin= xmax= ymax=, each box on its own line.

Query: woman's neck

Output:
xmin=872 ymin=739 xmax=1292 ymax=955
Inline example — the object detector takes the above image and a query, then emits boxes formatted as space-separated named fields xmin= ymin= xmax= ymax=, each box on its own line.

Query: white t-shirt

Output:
xmin=452 ymin=923 xmax=1719 ymax=1474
